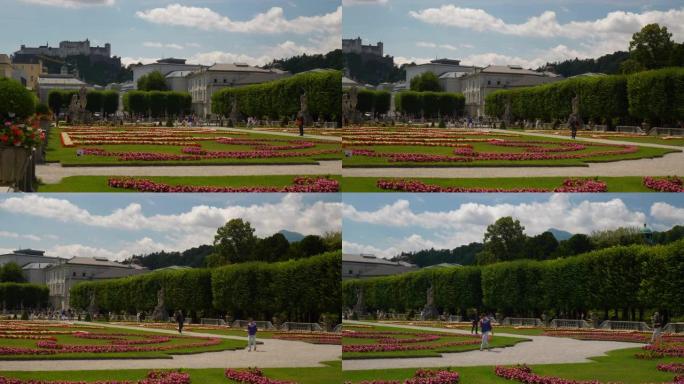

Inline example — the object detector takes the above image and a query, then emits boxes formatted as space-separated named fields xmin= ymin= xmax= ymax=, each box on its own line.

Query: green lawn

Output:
xmin=342 ymin=324 xmax=528 ymax=359
xmin=524 ymin=131 xmax=684 ymax=146
xmin=342 ymin=131 xmax=678 ymax=167
xmin=47 ymin=127 xmax=341 ymax=166
xmin=0 ymin=324 xmax=244 ymax=360
xmin=342 ymin=176 xmax=654 ymax=192
xmin=38 ymin=175 xmax=342 ymax=192
xmin=0 ymin=360 xmax=341 ymax=384
xmin=343 ymin=348 xmax=683 ymax=383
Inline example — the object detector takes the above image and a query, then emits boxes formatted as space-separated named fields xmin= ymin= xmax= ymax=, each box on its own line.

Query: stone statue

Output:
xmin=567 ymin=94 xmax=583 ymax=137
xmin=342 ymin=92 xmax=351 ymax=125
xmin=502 ymin=98 xmax=512 ymax=128
xmin=571 ymin=94 xmax=580 ymax=115
xmin=352 ymin=287 xmax=366 ymax=316
xmin=68 ymin=94 xmax=79 ymax=123
xmin=150 ymin=287 xmax=168 ymax=322
xmin=420 ymin=284 xmax=440 ymax=320
xmin=299 ymin=91 xmax=312 ymax=126
xmin=229 ymin=96 xmax=240 ymax=122
xmin=78 ymin=86 xmax=88 ymax=113
xmin=87 ymin=292 xmax=98 ymax=317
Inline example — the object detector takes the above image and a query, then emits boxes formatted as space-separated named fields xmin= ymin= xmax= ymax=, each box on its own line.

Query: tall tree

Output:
xmin=524 ymin=231 xmax=559 ymax=260
xmin=629 ymin=23 xmax=675 ymax=70
xmin=137 ymin=71 xmax=168 ymax=91
xmin=477 ymin=216 xmax=527 ymax=264
xmin=410 ymin=72 xmax=442 ymax=92
xmin=254 ymin=233 xmax=290 ymax=262
xmin=213 ymin=219 xmax=257 ymax=264
xmin=0 ymin=262 xmax=26 ymax=283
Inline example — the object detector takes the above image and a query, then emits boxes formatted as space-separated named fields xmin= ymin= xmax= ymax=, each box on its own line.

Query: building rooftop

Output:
xmin=65 ymin=257 xmax=141 ymax=268
xmin=22 ymin=262 xmax=54 ymax=270
xmin=343 ymin=253 xmax=416 ymax=267
xmin=431 ymin=58 xmax=462 ymax=65
xmin=165 ymin=70 xmax=194 ymax=78
xmin=13 ymin=249 xmax=46 ymax=256
xmin=439 ymin=71 xmax=470 ymax=79
xmin=157 ymin=58 xmax=187 ymax=64
xmin=208 ymin=63 xmax=272 ymax=73
xmin=37 ymin=76 xmax=86 ymax=86
xmin=480 ymin=65 xmax=544 ymax=76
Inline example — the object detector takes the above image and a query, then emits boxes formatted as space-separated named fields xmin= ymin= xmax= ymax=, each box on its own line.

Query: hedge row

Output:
xmin=123 ymin=91 xmax=192 ymax=118
xmin=485 ymin=67 xmax=684 ymax=126
xmin=0 ymin=78 xmax=36 ymax=119
xmin=48 ymin=90 xmax=119 ymax=117
xmin=211 ymin=70 xmax=342 ymax=121
xmin=395 ymin=91 xmax=465 ymax=118
xmin=342 ymin=240 xmax=684 ymax=317
xmin=354 ymin=89 xmax=391 ymax=116
xmin=71 ymin=251 xmax=341 ymax=322
xmin=0 ymin=283 xmax=49 ymax=309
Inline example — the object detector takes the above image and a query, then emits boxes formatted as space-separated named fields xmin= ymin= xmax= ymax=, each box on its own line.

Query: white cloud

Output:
xmin=343 ymin=0 xmax=388 ymax=6
xmin=416 ymin=42 xmax=467 ymax=51
xmin=394 ymin=56 xmax=431 ymax=66
xmin=650 ymin=203 xmax=684 ymax=229
xmin=120 ymin=57 xmax=158 ymax=67
xmin=343 ymin=195 xmax=654 ymax=258
xmin=20 ymin=0 xmax=114 ymax=8
xmin=143 ymin=42 xmax=184 ymax=50
xmin=0 ymin=231 xmax=41 ymax=241
xmin=49 ymin=237 xmax=168 ymax=262
xmin=136 ymin=5 xmax=341 ymax=35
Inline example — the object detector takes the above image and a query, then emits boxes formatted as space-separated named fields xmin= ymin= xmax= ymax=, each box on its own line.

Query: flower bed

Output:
xmin=225 ymin=368 xmax=295 ymax=384
xmin=107 ymin=176 xmax=339 ymax=193
xmin=643 ymin=176 xmax=684 ymax=192
xmin=271 ymin=332 xmax=341 ymax=345
xmin=0 ymin=370 xmax=189 ymax=384
xmin=658 ymin=363 xmax=684 ymax=373
xmin=342 ymin=330 xmax=478 ymax=353
xmin=80 ymin=148 xmax=338 ymax=162
xmin=543 ymin=329 xmax=684 ymax=344
xmin=345 ymin=369 xmax=460 ymax=384
xmin=376 ymin=178 xmax=607 ymax=193
xmin=494 ymin=365 xmax=601 ymax=384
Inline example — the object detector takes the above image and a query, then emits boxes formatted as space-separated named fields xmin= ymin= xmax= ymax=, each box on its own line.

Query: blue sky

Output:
xmin=342 ymin=193 xmax=684 ymax=259
xmin=0 ymin=0 xmax=340 ymax=66
xmin=343 ymin=0 xmax=684 ymax=68
xmin=0 ymin=193 xmax=341 ymax=261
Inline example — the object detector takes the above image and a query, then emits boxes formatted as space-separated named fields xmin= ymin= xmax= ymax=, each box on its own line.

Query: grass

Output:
xmin=0 ymin=324 xmax=245 ymax=360
xmin=343 ymin=348 xmax=683 ymax=383
xmin=0 ymin=360 xmax=341 ymax=384
xmin=341 ymin=176 xmax=655 ymax=192
xmin=342 ymin=324 xmax=527 ymax=360
xmin=37 ymin=175 xmax=342 ymax=192
xmin=524 ymin=130 xmax=684 ymax=147
xmin=46 ymin=127 xmax=341 ymax=166
xmin=342 ymin=130 xmax=678 ymax=168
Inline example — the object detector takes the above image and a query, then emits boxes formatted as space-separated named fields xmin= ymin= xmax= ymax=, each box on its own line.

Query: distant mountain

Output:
xmin=278 ymin=230 xmax=305 ymax=242
xmin=547 ymin=228 xmax=574 ymax=241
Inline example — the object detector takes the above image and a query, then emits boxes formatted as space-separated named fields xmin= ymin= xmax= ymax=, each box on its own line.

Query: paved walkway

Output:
xmin=343 ymin=151 xmax=684 ymax=178
xmin=491 ymin=129 xmax=682 ymax=150
xmin=342 ymin=321 xmax=641 ymax=371
xmin=0 ymin=322 xmax=340 ymax=371
xmin=215 ymin=127 xmax=341 ymax=142
xmin=36 ymin=161 xmax=342 ymax=184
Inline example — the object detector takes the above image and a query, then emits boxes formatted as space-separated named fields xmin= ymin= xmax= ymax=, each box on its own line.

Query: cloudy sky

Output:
xmin=343 ymin=194 xmax=684 ymax=259
xmin=343 ymin=0 xmax=684 ymax=67
xmin=0 ymin=194 xmax=341 ymax=261
xmin=0 ymin=0 xmax=341 ymax=67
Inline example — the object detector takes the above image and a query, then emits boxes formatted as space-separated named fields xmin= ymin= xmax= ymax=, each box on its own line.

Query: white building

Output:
xmin=45 ymin=257 xmax=147 ymax=310
xmin=186 ymin=63 xmax=288 ymax=118
xmin=405 ymin=58 xmax=476 ymax=85
xmin=342 ymin=254 xmax=417 ymax=280
xmin=165 ymin=70 xmax=193 ymax=92
xmin=461 ymin=65 xmax=562 ymax=117
xmin=131 ymin=58 xmax=204 ymax=84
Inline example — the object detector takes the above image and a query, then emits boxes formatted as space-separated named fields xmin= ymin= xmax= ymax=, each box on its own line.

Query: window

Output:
xmin=349 ymin=270 xmax=353 ymax=274
xmin=72 ymin=271 xmax=76 ymax=276
xmin=82 ymin=272 xmax=86 ymax=277
xmin=497 ymin=81 xmax=501 ymax=85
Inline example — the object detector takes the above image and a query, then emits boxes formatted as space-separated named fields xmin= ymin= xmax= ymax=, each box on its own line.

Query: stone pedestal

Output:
xmin=0 ymin=146 xmax=33 ymax=191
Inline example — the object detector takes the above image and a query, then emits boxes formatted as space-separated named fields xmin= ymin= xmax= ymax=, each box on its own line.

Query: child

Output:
xmin=247 ymin=319 xmax=258 ymax=352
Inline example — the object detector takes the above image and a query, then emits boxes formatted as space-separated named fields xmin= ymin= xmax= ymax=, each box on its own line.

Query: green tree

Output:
xmin=477 ymin=217 xmax=527 ymax=264
xmin=620 ymin=59 xmax=646 ymax=74
xmin=102 ymin=91 xmax=119 ymax=117
xmin=137 ymin=71 xmax=168 ymax=91
xmin=410 ymin=72 xmax=442 ymax=92
xmin=85 ymin=91 xmax=104 ymax=114
xmin=524 ymin=231 xmax=559 ymax=260
xmin=213 ymin=219 xmax=257 ymax=264
xmin=629 ymin=23 xmax=674 ymax=70
xmin=0 ymin=78 xmax=35 ymax=119
xmin=0 ymin=262 xmax=26 ymax=283
xmin=553 ymin=234 xmax=594 ymax=258
xmin=253 ymin=233 xmax=290 ymax=262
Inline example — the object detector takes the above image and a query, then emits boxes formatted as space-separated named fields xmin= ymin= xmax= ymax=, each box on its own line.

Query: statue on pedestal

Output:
xmin=150 ymin=287 xmax=168 ymax=322
xmin=420 ymin=284 xmax=440 ymax=320
xmin=352 ymin=287 xmax=366 ymax=317
xmin=299 ymin=91 xmax=312 ymax=126
xmin=87 ymin=292 xmax=98 ymax=318
xmin=502 ymin=98 xmax=512 ymax=128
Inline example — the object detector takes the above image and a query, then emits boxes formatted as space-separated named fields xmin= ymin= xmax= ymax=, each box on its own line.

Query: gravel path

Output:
xmin=36 ymin=161 xmax=341 ymax=184
xmin=216 ymin=127 xmax=341 ymax=142
xmin=342 ymin=321 xmax=641 ymax=371
xmin=0 ymin=322 xmax=340 ymax=371
xmin=491 ymin=129 xmax=682 ymax=150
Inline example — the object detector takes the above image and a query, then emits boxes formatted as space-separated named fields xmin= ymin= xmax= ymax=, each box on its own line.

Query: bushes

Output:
xmin=0 ymin=283 xmax=48 ymax=309
xmin=71 ymin=251 xmax=341 ymax=323
xmin=48 ymin=90 xmax=120 ymax=118
xmin=486 ymin=67 xmax=684 ymax=126
xmin=211 ymin=70 xmax=341 ymax=121
xmin=0 ymin=78 xmax=36 ymax=120
xmin=342 ymin=240 xmax=684 ymax=317
xmin=123 ymin=91 xmax=191 ymax=118
xmin=395 ymin=91 xmax=465 ymax=118
xmin=353 ymin=89 xmax=392 ymax=116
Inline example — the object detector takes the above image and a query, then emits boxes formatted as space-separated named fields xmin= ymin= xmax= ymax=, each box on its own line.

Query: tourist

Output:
xmin=297 ymin=116 xmax=304 ymax=136
xmin=471 ymin=315 xmax=479 ymax=335
xmin=175 ymin=310 xmax=185 ymax=334
xmin=568 ymin=114 xmax=580 ymax=139
xmin=480 ymin=314 xmax=493 ymax=351
xmin=247 ymin=318 xmax=258 ymax=352
xmin=651 ymin=311 xmax=663 ymax=345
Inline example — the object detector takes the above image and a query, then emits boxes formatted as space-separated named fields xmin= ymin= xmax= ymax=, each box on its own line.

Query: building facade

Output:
xmin=131 ymin=58 xmax=203 ymax=84
xmin=12 ymin=61 xmax=43 ymax=90
xmin=186 ymin=63 xmax=288 ymax=118
xmin=405 ymin=59 xmax=476 ymax=85
xmin=342 ymin=253 xmax=417 ymax=279
xmin=461 ymin=65 xmax=561 ymax=117
xmin=36 ymin=74 xmax=89 ymax=103
xmin=16 ymin=39 xmax=111 ymax=59
xmin=0 ymin=54 xmax=13 ymax=78
xmin=0 ymin=249 xmax=61 ymax=270
xmin=342 ymin=37 xmax=383 ymax=57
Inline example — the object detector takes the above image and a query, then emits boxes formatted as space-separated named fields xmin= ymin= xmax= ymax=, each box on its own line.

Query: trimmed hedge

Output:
xmin=342 ymin=240 xmax=684 ymax=317
xmin=395 ymin=91 xmax=465 ymax=118
xmin=48 ymin=90 xmax=120 ymax=117
xmin=123 ymin=90 xmax=191 ymax=118
xmin=0 ymin=283 xmax=49 ymax=309
xmin=0 ymin=78 xmax=36 ymax=119
xmin=71 ymin=251 xmax=341 ymax=322
xmin=353 ymin=89 xmax=391 ymax=116
xmin=486 ymin=67 xmax=684 ymax=126
xmin=211 ymin=70 xmax=342 ymax=121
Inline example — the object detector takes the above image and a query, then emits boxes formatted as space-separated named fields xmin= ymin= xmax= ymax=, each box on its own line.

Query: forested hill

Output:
xmin=263 ymin=50 xmax=343 ymax=73
xmin=392 ymin=243 xmax=484 ymax=267
xmin=542 ymin=51 xmax=630 ymax=77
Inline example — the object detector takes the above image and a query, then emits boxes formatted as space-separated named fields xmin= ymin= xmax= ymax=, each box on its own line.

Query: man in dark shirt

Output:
xmin=247 ymin=318 xmax=258 ymax=351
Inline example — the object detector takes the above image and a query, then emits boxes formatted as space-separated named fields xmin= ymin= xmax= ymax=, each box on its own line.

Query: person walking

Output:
xmin=480 ymin=314 xmax=493 ymax=351
xmin=175 ymin=310 xmax=185 ymax=334
xmin=247 ymin=318 xmax=258 ymax=352
xmin=568 ymin=113 xmax=580 ymax=140
xmin=651 ymin=311 xmax=663 ymax=345
xmin=297 ymin=116 xmax=304 ymax=136
xmin=471 ymin=315 xmax=479 ymax=335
